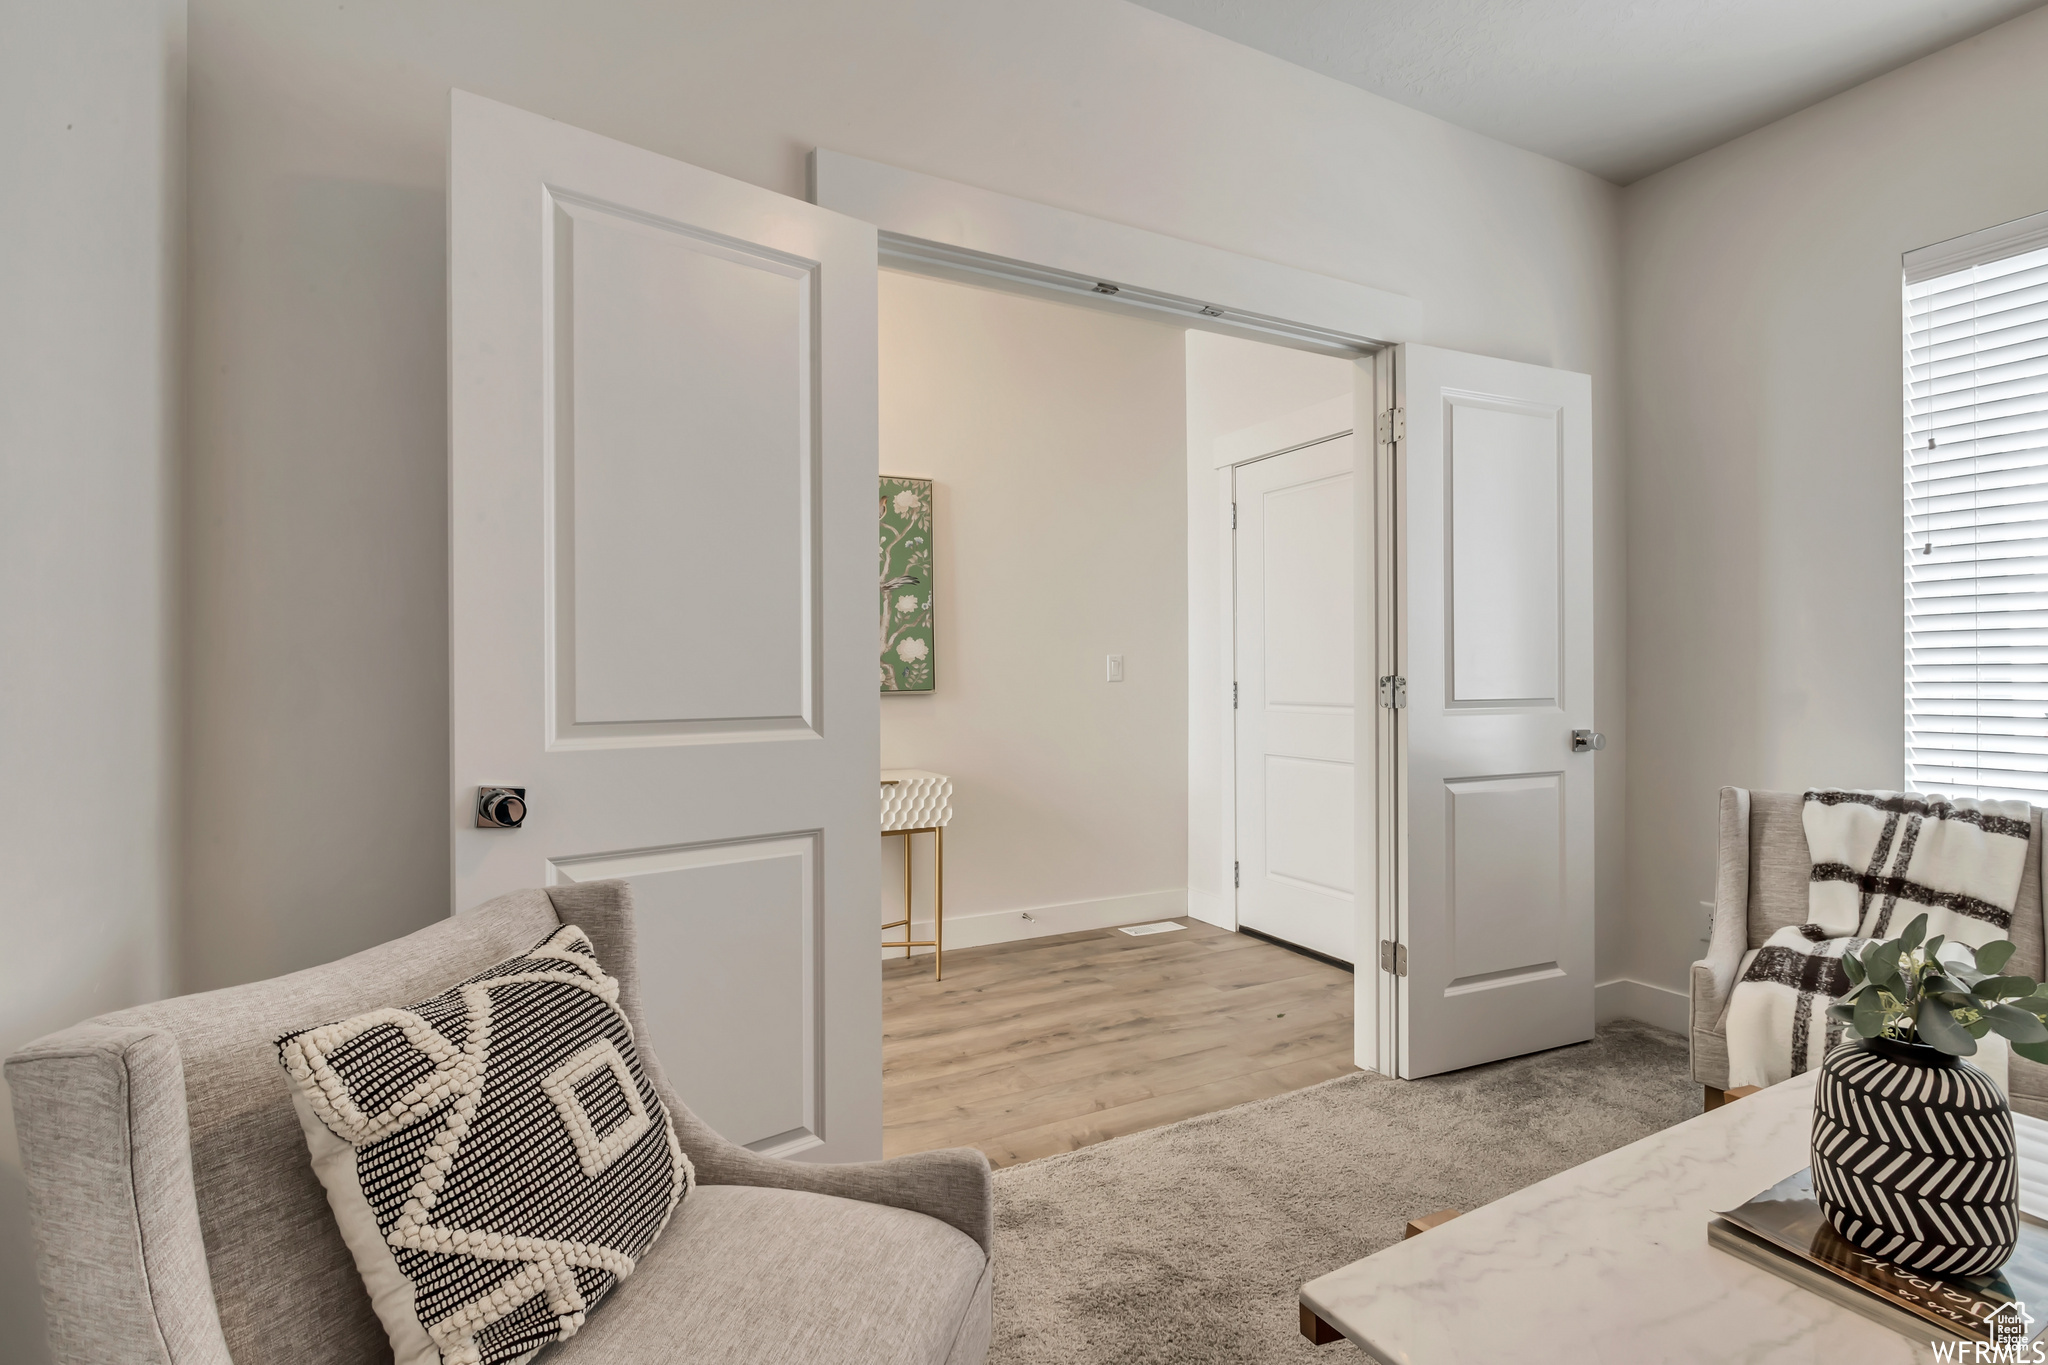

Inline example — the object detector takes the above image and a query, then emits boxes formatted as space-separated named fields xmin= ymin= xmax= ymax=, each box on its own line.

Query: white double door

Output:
xmin=448 ymin=93 xmax=879 ymax=1160
xmin=1234 ymin=436 xmax=1357 ymax=966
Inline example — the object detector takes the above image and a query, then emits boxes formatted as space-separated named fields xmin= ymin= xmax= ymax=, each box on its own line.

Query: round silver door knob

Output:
xmin=477 ymin=786 xmax=527 ymax=828
xmin=1571 ymin=729 xmax=1606 ymax=753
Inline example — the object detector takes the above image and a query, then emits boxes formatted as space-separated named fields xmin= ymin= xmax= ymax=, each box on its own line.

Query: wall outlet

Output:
xmin=1106 ymin=654 xmax=1124 ymax=682
xmin=1700 ymin=900 xmax=1715 ymax=945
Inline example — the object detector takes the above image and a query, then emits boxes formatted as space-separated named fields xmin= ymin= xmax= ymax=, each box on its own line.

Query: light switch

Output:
xmin=1106 ymin=654 xmax=1124 ymax=682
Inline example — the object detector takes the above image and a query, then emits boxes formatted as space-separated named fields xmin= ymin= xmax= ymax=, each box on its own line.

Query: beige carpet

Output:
xmin=988 ymin=1020 xmax=1699 ymax=1363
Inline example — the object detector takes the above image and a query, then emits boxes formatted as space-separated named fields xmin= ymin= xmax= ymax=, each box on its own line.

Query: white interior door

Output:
xmin=1235 ymin=436 xmax=1356 ymax=965
xmin=1390 ymin=343 xmax=1595 ymax=1079
xmin=449 ymin=92 xmax=880 ymax=1160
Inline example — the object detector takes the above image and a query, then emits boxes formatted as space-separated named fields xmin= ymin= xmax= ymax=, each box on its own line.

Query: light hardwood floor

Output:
xmin=882 ymin=917 xmax=1358 ymax=1167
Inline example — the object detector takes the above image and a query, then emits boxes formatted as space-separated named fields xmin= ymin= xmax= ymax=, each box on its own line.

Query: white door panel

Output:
xmin=1266 ymin=756 xmax=1354 ymax=895
xmin=450 ymin=92 xmax=879 ymax=1159
xmin=558 ymin=196 xmax=811 ymax=730
xmin=1394 ymin=344 xmax=1593 ymax=1079
xmin=1448 ymin=402 xmax=1561 ymax=706
xmin=550 ymin=836 xmax=819 ymax=1155
xmin=1445 ymin=775 xmax=1563 ymax=987
xmin=1235 ymin=436 xmax=1355 ymax=965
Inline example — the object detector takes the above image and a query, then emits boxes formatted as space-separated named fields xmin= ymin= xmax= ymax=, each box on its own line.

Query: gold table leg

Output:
xmin=880 ymin=825 xmax=945 ymax=981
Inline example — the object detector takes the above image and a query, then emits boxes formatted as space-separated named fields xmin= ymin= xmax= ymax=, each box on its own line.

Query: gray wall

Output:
xmin=1620 ymin=5 xmax=2048 ymax=1002
xmin=0 ymin=3 xmax=186 ymax=1357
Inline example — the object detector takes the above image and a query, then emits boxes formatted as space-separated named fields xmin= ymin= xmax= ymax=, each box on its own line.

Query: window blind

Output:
xmin=1905 ymin=234 xmax=2048 ymax=802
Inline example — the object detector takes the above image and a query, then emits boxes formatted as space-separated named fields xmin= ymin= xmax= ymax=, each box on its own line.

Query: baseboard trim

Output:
xmin=1595 ymin=977 xmax=1690 ymax=1035
xmin=884 ymin=889 xmax=1189 ymax=956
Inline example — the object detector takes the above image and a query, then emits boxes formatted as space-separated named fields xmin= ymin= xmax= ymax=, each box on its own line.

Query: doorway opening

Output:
xmin=874 ymin=268 xmax=1370 ymax=1163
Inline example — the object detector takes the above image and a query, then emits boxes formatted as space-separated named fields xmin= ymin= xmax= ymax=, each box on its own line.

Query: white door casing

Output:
xmin=1234 ymin=437 xmax=1357 ymax=965
xmin=1391 ymin=343 xmax=1595 ymax=1080
xmin=449 ymin=92 xmax=879 ymax=1159
xmin=1360 ymin=353 xmax=1394 ymax=1077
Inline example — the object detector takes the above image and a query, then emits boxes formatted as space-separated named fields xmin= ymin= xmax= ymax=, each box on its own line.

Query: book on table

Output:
xmin=1711 ymin=1168 xmax=2048 ymax=1347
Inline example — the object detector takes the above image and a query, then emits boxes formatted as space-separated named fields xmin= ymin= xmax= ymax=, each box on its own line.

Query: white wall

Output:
xmin=1184 ymin=332 xmax=1356 ymax=930
xmin=0 ymin=2 xmax=185 ymax=1355
xmin=878 ymin=271 xmax=1188 ymax=946
xmin=179 ymin=0 xmax=1625 ymax=996
xmin=1620 ymin=6 xmax=2048 ymax=1003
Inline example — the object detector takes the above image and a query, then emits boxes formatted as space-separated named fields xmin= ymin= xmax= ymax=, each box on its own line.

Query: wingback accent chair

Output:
xmin=1691 ymin=787 xmax=2048 ymax=1119
xmin=6 ymin=880 xmax=994 ymax=1365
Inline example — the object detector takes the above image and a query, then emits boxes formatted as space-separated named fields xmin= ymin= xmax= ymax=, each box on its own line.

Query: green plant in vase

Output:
xmin=1827 ymin=912 xmax=2048 ymax=1060
xmin=1812 ymin=911 xmax=2048 ymax=1276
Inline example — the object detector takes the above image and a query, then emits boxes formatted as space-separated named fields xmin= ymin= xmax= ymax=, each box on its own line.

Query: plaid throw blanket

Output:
xmin=1724 ymin=790 xmax=2031 ymax=1090
xmin=1803 ymin=789 xmax=2029 ymax=943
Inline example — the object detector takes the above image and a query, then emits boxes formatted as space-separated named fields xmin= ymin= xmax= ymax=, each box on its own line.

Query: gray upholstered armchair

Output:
xmin=6 ymin=881 xmax=993 ymax=1365
xmin=1690 ymin=786 xmax=2048 ymax=1119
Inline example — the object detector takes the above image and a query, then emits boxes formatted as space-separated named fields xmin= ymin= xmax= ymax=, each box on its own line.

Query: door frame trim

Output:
xmin=808 ymin=149 xmax=1419 ymax=351
xmin=1370 ymin=347 xmax=1402 ymax=1079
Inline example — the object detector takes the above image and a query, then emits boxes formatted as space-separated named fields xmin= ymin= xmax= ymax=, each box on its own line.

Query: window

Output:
xmin=1905 ymin=213 xmax=2048 ymax=802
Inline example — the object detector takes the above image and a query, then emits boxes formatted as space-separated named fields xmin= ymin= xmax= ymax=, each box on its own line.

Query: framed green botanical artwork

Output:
xmin=880 ymin=476 xmax=934 ymax=692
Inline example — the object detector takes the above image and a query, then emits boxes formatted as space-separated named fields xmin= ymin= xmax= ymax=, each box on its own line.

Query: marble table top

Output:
xmin=1300 ymin=1072 xmax=1942 ymax=1363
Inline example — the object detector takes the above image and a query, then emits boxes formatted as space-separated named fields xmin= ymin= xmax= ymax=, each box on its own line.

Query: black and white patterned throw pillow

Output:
xmin=277 ymin=925 xmax=691 ymax=1365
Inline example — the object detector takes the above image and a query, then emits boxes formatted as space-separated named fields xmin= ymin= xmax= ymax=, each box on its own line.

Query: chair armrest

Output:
xmin=6 ymin=1025 xmax=231 ymax=1365
xmin=1690 ymin=951 xmax=1742 ymax=1033
xmin=1692 ymin=786 xmax=1754 ymax=1035
xmin=702 ymin=1142 xmax=994 ymax=1255
xmin=662 ymin=1099 xmax=993 ymax=1253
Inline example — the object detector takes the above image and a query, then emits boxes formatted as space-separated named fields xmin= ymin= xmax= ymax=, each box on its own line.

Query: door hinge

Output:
xmin=1377 ymin=674 xmax=1406 ymax=709
xmin=1376 ymin=408 xmax=1405 ymax=444
xmin=1231 ymin=501 xmax=1237 ymax=530
xmin=1233 ymin=680 xmax=1239 ymax=709
xmin=1379 ymin=939 xmax=1407 ymax=976
xmin=1234 ymin=861 xmax=1240 ymax=888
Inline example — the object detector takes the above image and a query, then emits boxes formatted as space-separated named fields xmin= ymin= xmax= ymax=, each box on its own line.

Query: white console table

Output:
xmin=1300 ymin=1072 xmax=1936 ymax=1363
xmin=880 ymin=769 xmax=951 ymax=979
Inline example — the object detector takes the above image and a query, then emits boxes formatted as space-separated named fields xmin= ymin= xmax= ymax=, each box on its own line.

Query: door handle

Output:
xmin=476 ymin=786 xmax=527 ymax=828
xmin=1571 ymin=729 xmax=1605 ymax=753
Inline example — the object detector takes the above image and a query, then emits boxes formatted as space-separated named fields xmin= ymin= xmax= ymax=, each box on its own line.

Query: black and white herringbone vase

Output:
xmin=1811 ymin=1037 xmax=2017 ymax=1276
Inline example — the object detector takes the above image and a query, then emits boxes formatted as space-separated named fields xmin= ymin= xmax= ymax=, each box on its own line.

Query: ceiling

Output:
xmin=1126 ymin=0 xmax=2047 ymax=184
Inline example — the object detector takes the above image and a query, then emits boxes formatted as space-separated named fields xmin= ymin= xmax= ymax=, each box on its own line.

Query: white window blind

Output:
xmin=1905 ymin=227 xmax=2048 ymax=802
